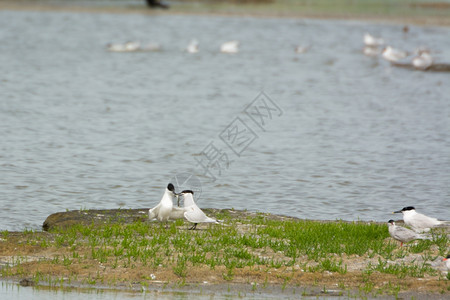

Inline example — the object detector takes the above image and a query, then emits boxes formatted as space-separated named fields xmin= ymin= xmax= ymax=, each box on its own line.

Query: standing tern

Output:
xmin=180 ymin=190 xmax=220 ymax=230
xmin=394 ymin=206 xmax=449 ymax=233
xmin=387 ymin=220 xmax=430 ymax=246
xmin=148 ymin=183 xmax=177 ymax=227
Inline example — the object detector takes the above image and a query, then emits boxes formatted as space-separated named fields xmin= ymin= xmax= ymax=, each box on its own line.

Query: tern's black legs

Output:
xmin=188 ymin=223 xmax=198 ymax=230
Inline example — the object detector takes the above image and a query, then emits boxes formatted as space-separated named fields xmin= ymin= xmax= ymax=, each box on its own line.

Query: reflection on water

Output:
xmin=0 ymin=10 xmax=449 ymax=231
xmin=0 ymin=282 xmax=139 ymax=300
xmin=0 ymin=281 xmax=344 ymax=299
xmin=0 ymin=281 xmax=203 ymax=300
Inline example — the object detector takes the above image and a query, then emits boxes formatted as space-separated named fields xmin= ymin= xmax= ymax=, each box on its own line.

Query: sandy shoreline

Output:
xmin=1 ymin=0 xmax=450 ymax=26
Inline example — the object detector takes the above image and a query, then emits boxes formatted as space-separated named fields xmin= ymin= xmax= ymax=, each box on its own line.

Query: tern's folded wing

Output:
xmin=394 ymin=227 xmax=417 ymax=242
xmin=184 ymin=206 xmax=218 ymax=224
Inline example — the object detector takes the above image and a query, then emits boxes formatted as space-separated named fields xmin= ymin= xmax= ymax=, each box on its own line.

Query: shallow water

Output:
xmin=1 ymin=10 xmax=449 ymax=231
xmin=0 ymin=281 xmax=344 ymax=299
xmin=0 ymin=282 xmax=149 ymax=300
xmin=0 ymin=281 xmax=231 ymax=300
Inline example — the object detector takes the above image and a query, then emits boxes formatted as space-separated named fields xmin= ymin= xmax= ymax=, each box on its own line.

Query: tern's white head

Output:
xmin=394 ymin=206 xmax=416 ymax=216
xmin=180 ymin=190 xmax=195 ymax=207
xmin=387 ymin=219 xmax=397 ymax=231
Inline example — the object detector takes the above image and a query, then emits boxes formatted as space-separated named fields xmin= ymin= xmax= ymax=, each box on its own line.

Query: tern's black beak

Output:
xmin=393 ymin=210 xmax=402 ymax=214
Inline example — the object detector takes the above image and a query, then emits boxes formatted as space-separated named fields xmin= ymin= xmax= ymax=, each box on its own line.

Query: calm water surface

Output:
xmin=1 ymin=10 xmax=449 ymax=231
xmin=0 ymin=280 xmax=342 ymax=300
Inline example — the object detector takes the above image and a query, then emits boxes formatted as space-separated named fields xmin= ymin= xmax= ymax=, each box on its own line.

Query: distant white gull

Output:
xmin=382 ymin=46 xmax=408 ymax=62
xmin=364 ymin=33 xmax=384 ymax=47
xmin=106 ymin=41 xmax=161 ymax=52
xmin=186 ymin=39 xmax=199 ymax=53
xmin=220 ymin=40 xmax=239 ymax=54
xmin=295 ymin=45 xmax=310 ymax=54
xmin=412 ymin=51 xmax=433 ymax=70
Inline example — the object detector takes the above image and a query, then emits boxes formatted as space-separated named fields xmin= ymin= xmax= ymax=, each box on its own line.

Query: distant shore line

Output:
xmin=1 ymin=1 xmax=450 ymax=27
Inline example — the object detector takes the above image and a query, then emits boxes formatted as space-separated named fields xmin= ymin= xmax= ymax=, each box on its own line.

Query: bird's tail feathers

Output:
xmin=148 ymin=209 xmax=157 ymax=220
xmin=215 ymin=219 xmax=230 ymax=226
xmin=433 ymin=221 xmax=450 ymax=229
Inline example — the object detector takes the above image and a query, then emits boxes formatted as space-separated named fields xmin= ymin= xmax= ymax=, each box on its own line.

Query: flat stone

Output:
xmin=42 ymin=208 xmax=149 ymax=231
xmin=41 ymin=208 xmax=302 ymax=231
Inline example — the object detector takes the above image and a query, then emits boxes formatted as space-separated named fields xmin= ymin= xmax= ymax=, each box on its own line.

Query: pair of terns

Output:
xmin=389 ymin=208 xmax=450 ymax=270
xmin=388 ymin=206 xmax=449 ymax=246
xmin=149 ymin=183 xmax=219 ymax=230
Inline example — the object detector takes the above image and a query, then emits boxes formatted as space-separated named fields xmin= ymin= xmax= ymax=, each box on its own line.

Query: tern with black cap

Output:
xmin=393 ymin=206 xmax=449 ymax=233
xmin=180 ymin=190 xmax=220 ymax=230
xmin=149 ymin=183 xmax=178 ymax=227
